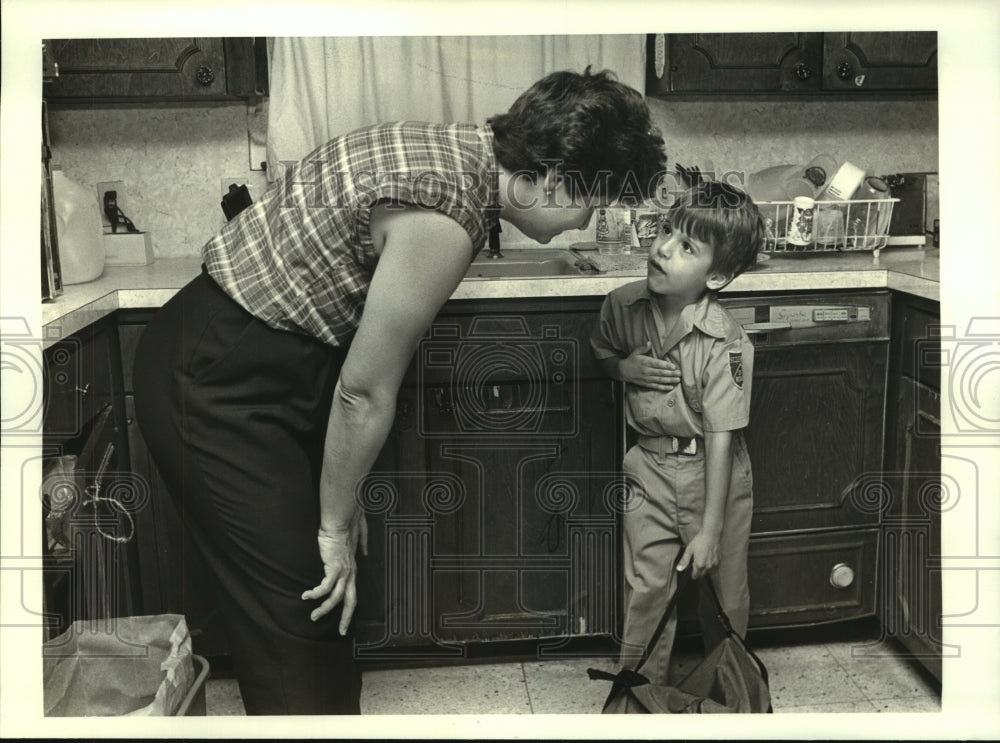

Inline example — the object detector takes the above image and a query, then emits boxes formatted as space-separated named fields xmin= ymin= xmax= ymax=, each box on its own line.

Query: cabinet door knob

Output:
xmin=836 ymin=61 xmax=853 ymax=80
xmin=829 ymin=562 xmax=855 ymax=589
xmin=75 ymin=383 xmax=91 ymax=398
xmin=196 ymin=65 xmax=216 ymax=86
xmin=794 ymin=62 xmax=813 ymax=80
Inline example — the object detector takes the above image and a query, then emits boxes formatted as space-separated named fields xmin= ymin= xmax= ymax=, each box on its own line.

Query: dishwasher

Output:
xmin=700 ymin=290 xmax=893 ymax=629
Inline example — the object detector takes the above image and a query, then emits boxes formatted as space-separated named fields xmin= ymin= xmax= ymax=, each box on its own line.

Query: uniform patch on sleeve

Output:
xmin=729 ymin=351 xmax=744 ymax=389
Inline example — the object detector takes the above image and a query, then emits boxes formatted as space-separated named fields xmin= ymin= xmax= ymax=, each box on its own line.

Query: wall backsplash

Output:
xmin=647 ymin=96 xmax=939 ymax=184
xmin=48 ymin=102 xmax=268 ymax=259
xmin=47 ymin=95 xmax=937 ymax=257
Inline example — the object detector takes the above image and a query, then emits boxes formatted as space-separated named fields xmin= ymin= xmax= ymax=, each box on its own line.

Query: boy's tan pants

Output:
xmin=619 ymin=433 xmax=753 ymax=684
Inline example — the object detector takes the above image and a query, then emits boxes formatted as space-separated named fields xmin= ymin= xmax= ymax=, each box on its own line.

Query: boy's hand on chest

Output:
xmin=618 ymin=341 xmax=681 ymax=392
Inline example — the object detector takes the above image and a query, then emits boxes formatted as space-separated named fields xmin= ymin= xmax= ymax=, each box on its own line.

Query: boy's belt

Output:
xmin=637 ymin=434 xmax=700 ymax=456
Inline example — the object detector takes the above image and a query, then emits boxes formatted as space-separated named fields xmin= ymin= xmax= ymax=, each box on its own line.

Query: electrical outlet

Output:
xmin=96 ymin=180 xmax=127 ymax=233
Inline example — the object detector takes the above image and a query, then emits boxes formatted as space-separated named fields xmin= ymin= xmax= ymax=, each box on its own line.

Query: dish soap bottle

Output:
xmin=51 ymin=167 xmax=105 ymax=284
xmin=595 ymin=208 xmax=612 ymax=242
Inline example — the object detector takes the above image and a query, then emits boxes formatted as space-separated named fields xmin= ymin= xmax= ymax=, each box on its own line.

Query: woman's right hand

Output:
xmin=617 ymin=341 xmax=680 ymax=391
xmin=302 ymin=512 xmax=368 ymax=634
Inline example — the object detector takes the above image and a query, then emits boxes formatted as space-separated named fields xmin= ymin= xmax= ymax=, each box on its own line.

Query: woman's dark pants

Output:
xmin=133 ymin=270 xmax=361 ymax=714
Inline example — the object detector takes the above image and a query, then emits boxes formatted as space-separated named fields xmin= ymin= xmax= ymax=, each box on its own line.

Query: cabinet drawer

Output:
xmin=44 ymin=329 xmax=115 ymax=438
xmin=747 ymin=529 xmax=878 ymax=627
xmin=676 ymin=529 xmax=878 ymax=632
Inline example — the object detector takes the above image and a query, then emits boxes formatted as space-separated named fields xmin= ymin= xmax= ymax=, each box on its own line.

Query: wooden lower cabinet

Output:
xmin=86 ymin=287 xmax=926 ymax=662
xmin=880 ymin=294 xmax=943 ymax=682
xmin=353 ymin=299 xmax=623 ymax=656
xmin=357 ymin=291 xmax=893 ymax=651
xmin=683 ymin=291 xmax=890 ymax=632
xmin=41 ymin=318 xmax=141 ymax=638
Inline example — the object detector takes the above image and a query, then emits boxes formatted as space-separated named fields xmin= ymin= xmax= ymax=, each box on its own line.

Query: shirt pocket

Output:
xmin=627 ymin=386 xmax=668 ymax=423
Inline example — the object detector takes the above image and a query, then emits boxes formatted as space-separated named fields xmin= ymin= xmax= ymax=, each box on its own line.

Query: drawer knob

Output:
xmin=196 ymin=65 xmax=216 ymax=86
xmin=829 ymin=562 xmax=855 ymax=589
xmin=794 ymin=62 xmax=813 ymax=81
xmin=836 ymin=61 xmax=853 ymax=80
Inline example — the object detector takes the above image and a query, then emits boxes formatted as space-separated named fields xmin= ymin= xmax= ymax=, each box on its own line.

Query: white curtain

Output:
xmin=265 ymin=35 xmax=645 ymax=173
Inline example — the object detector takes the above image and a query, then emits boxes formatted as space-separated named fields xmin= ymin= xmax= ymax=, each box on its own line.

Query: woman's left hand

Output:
xmin=302 ymin=512 xmax=368 ymax=634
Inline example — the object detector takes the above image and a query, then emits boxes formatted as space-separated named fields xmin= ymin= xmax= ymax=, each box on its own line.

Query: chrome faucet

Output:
xmin=488 ymin=223 xmax=503 ymax=259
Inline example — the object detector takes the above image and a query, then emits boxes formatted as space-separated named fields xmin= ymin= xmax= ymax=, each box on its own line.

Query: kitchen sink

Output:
xmin=464 ymin=249 xmax=590 ymax=279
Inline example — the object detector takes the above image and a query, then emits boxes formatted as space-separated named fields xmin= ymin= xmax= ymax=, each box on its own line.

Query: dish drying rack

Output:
xmin=758 ymin=198 xmax=900 ymax=257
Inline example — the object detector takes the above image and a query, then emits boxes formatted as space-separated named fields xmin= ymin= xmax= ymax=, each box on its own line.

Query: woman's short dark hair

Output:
xmin=668 ymin=181 xmax=765 ymax=281
xmin=488 ymin=67 xmax=666 ymax=204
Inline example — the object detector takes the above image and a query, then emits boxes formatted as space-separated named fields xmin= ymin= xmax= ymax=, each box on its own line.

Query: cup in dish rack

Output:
xmin=815 ymin=207 xmax=846 ymax=247
xmin=787 ymin=196 xmax=816 ymax=246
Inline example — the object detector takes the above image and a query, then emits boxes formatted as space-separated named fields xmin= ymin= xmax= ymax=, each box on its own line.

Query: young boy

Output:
xmin=591 ymin=181 xmax=765 ymax=684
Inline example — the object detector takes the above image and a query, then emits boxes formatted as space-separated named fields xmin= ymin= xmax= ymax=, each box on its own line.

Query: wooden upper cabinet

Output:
xmin=821 ymin=32 xmax=937 ymax=91
xmin=649 ymin=32 xmax=824 ymax=94
xmin=44 ymin=38 xmax=261 ymax=101
xmin=647 ymin=32 xmax=937 ymax=95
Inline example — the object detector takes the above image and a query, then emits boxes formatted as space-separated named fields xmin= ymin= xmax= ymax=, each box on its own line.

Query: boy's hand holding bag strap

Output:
xmin=587 ymin=562 xmax=772 ymax=714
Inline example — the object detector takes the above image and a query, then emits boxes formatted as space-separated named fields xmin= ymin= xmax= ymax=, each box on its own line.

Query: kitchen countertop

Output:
xmin=41 ymin=247 xmax=939 ymax=347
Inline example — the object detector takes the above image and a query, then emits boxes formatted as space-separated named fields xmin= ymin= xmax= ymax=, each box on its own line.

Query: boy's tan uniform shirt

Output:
xmin=591 ymin=280 xmax=754 ymax=439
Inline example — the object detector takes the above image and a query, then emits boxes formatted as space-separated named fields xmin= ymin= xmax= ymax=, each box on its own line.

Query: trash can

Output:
xmin=43 ymin=615 xmax=209 ymax=716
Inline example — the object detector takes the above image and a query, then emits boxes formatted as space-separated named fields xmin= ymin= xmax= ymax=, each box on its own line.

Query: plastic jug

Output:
xmin=744 ymin=154 xmax=838 ymax=202
xmin=52 ymin=169 xmax=105 ymax=284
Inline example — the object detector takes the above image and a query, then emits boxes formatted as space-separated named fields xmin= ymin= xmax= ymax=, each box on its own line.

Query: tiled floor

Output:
xmin=204 ymin=633 xmax=941 ymax=715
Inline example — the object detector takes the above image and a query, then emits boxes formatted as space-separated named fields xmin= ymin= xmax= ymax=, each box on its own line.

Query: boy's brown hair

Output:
xmin=667 ymin=181 xmax=765 ymax=282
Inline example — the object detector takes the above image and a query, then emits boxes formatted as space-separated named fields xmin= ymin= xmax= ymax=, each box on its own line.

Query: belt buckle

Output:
xmin=671 ymin=436 xmax=697 ymax=455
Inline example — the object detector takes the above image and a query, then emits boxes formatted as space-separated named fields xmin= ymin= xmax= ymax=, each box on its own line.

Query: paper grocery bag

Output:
xmin=43 ymin=614 xmax=196 ymax=716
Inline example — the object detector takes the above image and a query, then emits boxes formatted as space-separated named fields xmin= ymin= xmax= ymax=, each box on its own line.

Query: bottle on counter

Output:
xmin=51 ymin=167 xmax=105 ymax=285
xmin=595 ymin=208 xmax=611 ymax=243
xmin=595 ymin=207 xmax=627 ymax=255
